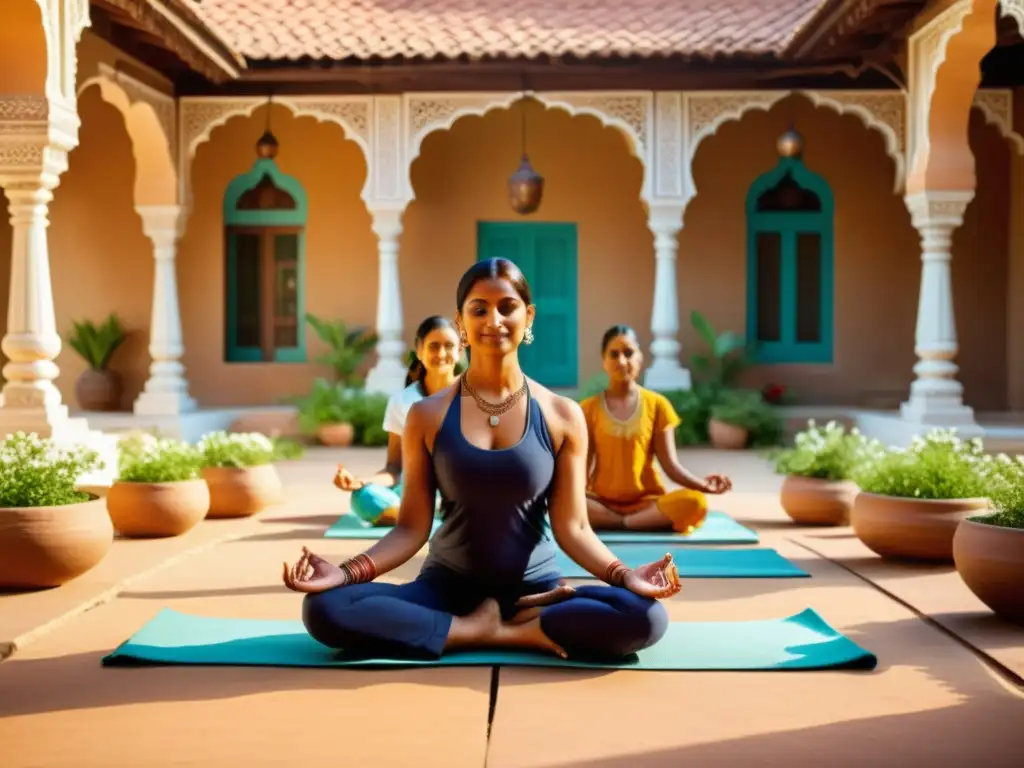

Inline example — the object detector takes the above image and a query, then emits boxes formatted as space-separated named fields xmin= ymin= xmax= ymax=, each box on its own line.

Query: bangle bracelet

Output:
xmin=604 ymin=559 xmax=629 ymax=587
xmin=340 ymin=553 xmax=378 ymax=585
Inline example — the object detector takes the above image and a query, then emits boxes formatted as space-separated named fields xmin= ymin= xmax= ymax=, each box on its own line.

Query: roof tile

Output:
xmin=187 ymin=0 xmax=827 ymax=62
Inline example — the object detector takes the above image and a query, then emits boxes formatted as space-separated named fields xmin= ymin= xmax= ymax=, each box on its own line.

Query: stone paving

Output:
xmin=1 ymin=448 xmax=1022 ymax=767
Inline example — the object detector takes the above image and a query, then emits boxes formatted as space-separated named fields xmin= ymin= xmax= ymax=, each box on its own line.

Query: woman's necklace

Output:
xmin=461 ymin=374 xmax=528 ymax=428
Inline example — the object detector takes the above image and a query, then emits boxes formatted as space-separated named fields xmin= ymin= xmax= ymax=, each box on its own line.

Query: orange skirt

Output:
xmin=588 ymin=489 xmax=709 ymax=533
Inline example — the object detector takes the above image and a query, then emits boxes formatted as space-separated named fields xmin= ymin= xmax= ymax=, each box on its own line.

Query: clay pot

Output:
xmin=780 ymin=475 xmax=858 ymax=526
xmin=75 ymin=368 xmax=123 ymax=411
xmin=953 ymin=517 xmax=1024 ymax=625
xmin=107 ymin=479 xmax=211 ymax=538
xmin=708 ymin=419 xmax=748 ymax=450
xmin=317 ymin=423 xmax=355 ymax=447
xmin=851 ymin=492 xmax=989 ymax=562
xmin=201 ymin=464 xmax=283 ymax=518
xmin=0 ymin=496 xmax=113 ymax=589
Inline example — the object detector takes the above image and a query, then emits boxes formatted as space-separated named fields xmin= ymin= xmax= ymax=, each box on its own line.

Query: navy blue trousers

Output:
xmin=302 ymin=565 xmax=668 ymax=659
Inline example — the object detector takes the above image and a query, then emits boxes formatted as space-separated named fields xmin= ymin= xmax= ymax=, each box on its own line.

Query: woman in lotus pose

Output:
xmin=582 ymin=325 xmax=732 ymax=532
xmin=333 ymin=315 xmax=461 ymax=526
xmin=283 ymin=259 xmax=679 ymax=660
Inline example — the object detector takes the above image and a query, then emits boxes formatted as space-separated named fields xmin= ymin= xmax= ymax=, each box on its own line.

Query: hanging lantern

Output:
xmin=508 ymin=95 xmax=543 ymax=215
xmin=777 ymin=124 xmax=804 ymax=159
xmin=256 ymin=129 xmax=279 ymax=159
xmin=508 ymin=154 xmax=544 ymax=215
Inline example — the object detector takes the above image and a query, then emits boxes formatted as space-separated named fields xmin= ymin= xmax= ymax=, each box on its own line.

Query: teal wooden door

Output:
xmin=476 ymin=222 xmax=579 ymax=388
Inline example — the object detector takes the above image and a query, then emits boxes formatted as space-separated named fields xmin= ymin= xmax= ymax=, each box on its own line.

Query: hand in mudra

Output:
xmin=623 ymin=554 xmax=682 ymax=600
xmin=334 ymin=465 xmax=364 ymax=491
xmin=702 ymin=474 xmax=732 ymax=494
xmin=282 ymin=546 xmax=347 ymax=593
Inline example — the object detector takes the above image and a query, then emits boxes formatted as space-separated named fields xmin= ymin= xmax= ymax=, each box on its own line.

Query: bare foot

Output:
xmin=494 ymin=616 xmax=568 ymax=659
xmin=444 ymin=599 xmax=568 ymax=658
xmin=444 ymin=598 xmax=502 ymax=649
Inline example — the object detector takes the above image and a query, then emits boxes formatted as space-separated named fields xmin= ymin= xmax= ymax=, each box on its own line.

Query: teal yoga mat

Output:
xmin=102 ymin=608 xmax=875 ymax=671
xmin=325 ymin=515 xmax=442 ymax=539
xmin=324 ymin=510 xmax=759 ymax=544
xmin=556 ymin=546 xmax=807 ymax=579
xmin=596 ymin=511 xmax=759 ymax=544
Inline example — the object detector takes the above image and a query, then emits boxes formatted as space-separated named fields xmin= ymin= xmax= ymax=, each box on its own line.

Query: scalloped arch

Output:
xmin=684 ymin=90 xmax=907 ymax=203
xmin=76 ymin=72 xmax=178 ymax=206
xmin=972 ymin=91 xmax=1024 ymax=155
xmin=407 ymin=93 xmax=651 ymax=202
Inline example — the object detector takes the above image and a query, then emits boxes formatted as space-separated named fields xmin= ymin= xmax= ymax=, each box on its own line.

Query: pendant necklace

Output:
xmin=461 ymin=374 xmax=528 ymax=428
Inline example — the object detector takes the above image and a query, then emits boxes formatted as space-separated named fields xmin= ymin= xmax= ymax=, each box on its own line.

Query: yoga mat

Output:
xmin=597 ymin=511 xmax=759 ymax=545
xmin=324 ymin=510 xmax=759 ymax=544
xmin=102 ymin=608 xmax=875 ymax=671
xmin=325 ymin=515 xmax=442 ymax=539
xmin=556 ymin=545 xmax=808 ymax=579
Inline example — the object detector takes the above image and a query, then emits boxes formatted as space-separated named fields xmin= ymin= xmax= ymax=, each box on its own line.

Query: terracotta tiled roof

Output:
xmin=187 ymin=0 xmax=828 ymax=62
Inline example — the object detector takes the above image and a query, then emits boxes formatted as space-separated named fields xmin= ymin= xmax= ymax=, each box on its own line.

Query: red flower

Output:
xmin=762 ymin=383 xmax=786 ymax=404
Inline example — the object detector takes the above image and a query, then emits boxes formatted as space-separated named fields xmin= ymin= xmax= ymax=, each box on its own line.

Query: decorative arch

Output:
xmin=1000 ymin=0 xmax=1024 ymax=37
xmin=222 ymin=158 xmax=309 ymax=363
xmin=180 ymin=96 xmax=370 ymax=212
xmin=684 ymin=90 xmax=907 ymax=201
xmin=405 ymin=92 xmax=652 ymax=201
xmin=972 ymin=89 xmax=1024 ymax=155
xmin=76 ymin=65 xmax=177 ymax=206
xmin=905 ymin=0 xmax=999 ymax=193
xmin=745 ymin=154 xmax=835 ymax=364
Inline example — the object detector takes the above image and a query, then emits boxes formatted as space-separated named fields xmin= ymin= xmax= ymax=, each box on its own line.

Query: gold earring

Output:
xmin=460 ymin=331 xmax=468 ymax=346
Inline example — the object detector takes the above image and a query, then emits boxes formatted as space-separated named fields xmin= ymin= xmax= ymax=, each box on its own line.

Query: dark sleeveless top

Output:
xmin=424 ymin=386 xmax=560 ymax=585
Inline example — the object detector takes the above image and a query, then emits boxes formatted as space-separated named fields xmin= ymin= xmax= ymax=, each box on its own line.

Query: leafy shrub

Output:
xmin=347 ymin=392 xmax=391 ymax=447
xmin=852 ymin=430 xmax=989 ymax=500
xmin=662 ymin=385 xmax=717 ymax=446
xmin=119 ymin=437 xmax=203 ymax=483
xmin=68 ymin=313 xmax=126 ymax=371
xmin=975 ymin=453 xmax=1024 ymax=529
xmin=305 ymin=314 xmax=378 ymax=387
xmin=772 ymin=420 xmax=869 ymax=481
xmin=709 ymin=389 xmax=784 ymax=447
xmin=198 ymin=431 xmax=276 ymax=469
xmin=294 ymin=378 xmax=354 ymax=434
xmin=271 ymin=437 xmax=306 ymax=461
xmin=0 ymin=432 xmax=102 ymax=507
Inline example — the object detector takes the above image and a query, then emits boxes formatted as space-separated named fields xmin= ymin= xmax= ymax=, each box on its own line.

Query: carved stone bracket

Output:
xmin=0 ymin=95 xmax=79 ymax=185
xmin=404 ymin=91 xmax=652 ymax=201
xmin=973 ymin=89 xmax=1024 ymax=155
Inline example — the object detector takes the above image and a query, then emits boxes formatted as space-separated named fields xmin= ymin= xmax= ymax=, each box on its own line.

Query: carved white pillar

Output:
xmin=364 ymin=206 xmax=407 ymax=395
xmin=0 ymin=178 xmax=67 ymax=429
xmin=643 ymin=203 xmax=691 ymax=391
xmin=899 ymin=191 xmax=977 ymax=428
xmin=133 ymin=205 xmax=196 ymax=415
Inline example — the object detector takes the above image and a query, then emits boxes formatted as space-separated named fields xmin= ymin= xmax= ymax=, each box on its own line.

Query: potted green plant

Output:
xmin=198 ymin=431 xmax=282 ymax=518
xmin=294 ymin=377 xmax=358 ymax=446
xmin=707 ymin=389 xmax=777 ymax=450
xmin=772 ymin=421 xmax=866 ymax=525
xmin=850 ymin=430 xmax=989 ymax=562
xmin=106 ymin=436 xmax=209 ymax=538
xmin=953 ymin=454 xmax=1024 ymax=624
xmin=305 ymin=313 xmax=378 ymax=388
xmin=67 ymin=313 xmax=126 ymax=411
xmin=689 ymin=310 xmax=749 ymax=398
xmin=0 ymin=432 xmax=111 ymax=588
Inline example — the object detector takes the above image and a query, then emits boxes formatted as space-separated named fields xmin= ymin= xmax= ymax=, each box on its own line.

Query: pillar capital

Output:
xmin=135 ymin=204 xmax=185 ymax=254
xmin=904 ymin=189 xmax=974 ymax=230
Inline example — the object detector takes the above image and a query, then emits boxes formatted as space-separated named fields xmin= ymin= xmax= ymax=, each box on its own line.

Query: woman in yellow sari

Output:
xmin=581 ymin=325 xmax=732 ymax=532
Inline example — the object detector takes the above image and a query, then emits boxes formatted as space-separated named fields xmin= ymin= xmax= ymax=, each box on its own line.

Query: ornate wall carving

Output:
xmin=973 ymin=89 xmax=1024 ymax=155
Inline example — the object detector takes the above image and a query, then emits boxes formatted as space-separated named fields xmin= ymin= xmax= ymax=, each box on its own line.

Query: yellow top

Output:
xmin=580 ymin=387 xmax=681 ymax=504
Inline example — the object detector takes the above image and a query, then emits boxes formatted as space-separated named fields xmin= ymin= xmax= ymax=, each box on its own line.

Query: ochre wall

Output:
xmin=1 ymin=87 xmax=1015 ymax=411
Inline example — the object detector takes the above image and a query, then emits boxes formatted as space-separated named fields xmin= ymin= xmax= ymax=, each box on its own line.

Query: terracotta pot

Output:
xmin=780 ymin=475 xmax=858 ymax=526
xmin=75 ymin=368 xmax=123 ymax=411
xmin=953 ymin=517 xmax=1024 ymax=625
xmin=202 ymin=464 xmax=283 ymax=518
xmin=107 ymin=479 xmax=210 ymax=538
xmin=708 ymin=419 xmax=748 ymax=450
xmin=851 ymin=492 xmax=989 ymax=562
xmin=0 ymin=496 xmax=113 ymax=589
xmin=317 ymin=422 xmax=355 ymax=447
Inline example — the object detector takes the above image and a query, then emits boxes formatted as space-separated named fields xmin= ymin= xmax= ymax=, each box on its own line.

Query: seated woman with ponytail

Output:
xmin=581 ymin=325 xmax=733 ymax=532
xmin=334 ymin=316 xmax=462 ymax=526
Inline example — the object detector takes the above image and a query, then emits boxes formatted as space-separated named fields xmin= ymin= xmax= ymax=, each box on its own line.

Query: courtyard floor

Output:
xmin=0 ymin=448 xmax=1022 ymax=767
